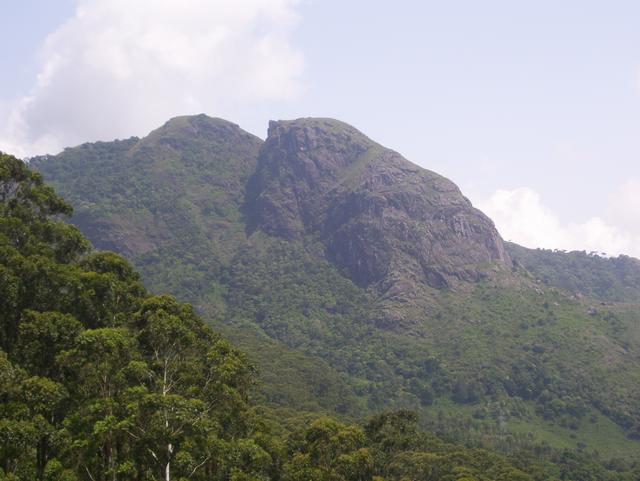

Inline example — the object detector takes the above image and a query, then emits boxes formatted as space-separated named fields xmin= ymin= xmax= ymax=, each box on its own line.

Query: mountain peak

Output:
xmin=260 ymin=117 xmax=379 ymax=186
xmin=163 ymin=113 xmax=240 ymax=130
xmin=267 ymin=117 xmax=372 ymax=140
xmin=142 ymin=114 xmax=252 ymax=147
xmin=31 ymin=114 xmax=263 ymax=260
xmin=251 ymin=117 xmax=511 ymax=291
xmin=35 ymin=114 xmax=511 ymax=292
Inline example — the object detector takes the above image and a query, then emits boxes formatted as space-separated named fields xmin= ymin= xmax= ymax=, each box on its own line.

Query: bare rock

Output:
xmin=248 ymin=118 xmax=512 ymax=290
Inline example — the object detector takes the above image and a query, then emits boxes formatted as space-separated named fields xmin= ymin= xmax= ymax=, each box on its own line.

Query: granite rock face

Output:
xmin=250 ymin=118 xmax=511 ymax=289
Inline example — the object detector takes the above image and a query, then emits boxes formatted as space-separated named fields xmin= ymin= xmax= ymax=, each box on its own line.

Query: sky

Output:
xmin=1 ymin=0 xmax=640 ymax=257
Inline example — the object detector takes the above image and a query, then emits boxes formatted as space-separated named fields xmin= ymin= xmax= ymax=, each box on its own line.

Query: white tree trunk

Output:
xmin=163 ymin=359 xmax=172 ymax=481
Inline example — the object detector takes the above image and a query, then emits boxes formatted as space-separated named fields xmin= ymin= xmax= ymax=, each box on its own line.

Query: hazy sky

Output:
xmin=2 ymin=0 xmax=640 ymax=257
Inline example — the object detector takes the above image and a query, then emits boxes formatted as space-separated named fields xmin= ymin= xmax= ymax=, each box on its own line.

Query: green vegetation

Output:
xmin=8 ymin=154 xmax=639 ymax=479
xmin=0 ymin=152 xmax=266 ymax=480
xmin=28 ymin=115 xmax=640 ymax=470
xmin=507 ymin=242 xmax=640 ymax=302
xmin=30 ymin=115 xmax=262 ymax=314
xmin=218 ymin=239 xmax=640 ymax=454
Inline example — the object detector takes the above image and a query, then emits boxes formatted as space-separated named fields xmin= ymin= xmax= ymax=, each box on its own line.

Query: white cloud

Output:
xmin=607 ymin=178 xmax=640 ymax=226
xmin=478 ymin=185 xmax=640 ymax=259
xmin=0 ymin=0 xmax=304 ymax=157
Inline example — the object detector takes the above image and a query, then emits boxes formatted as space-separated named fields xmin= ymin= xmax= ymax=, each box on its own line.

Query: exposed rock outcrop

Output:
xmin=249 ymin=118 xmax=511 ymax=290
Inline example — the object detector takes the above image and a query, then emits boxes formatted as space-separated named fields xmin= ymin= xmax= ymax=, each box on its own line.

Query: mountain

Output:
xmin=249 ymin=118 xmax=510 ymax=290
xmin=29 ymin=115 xmax=261 ymax=312
xmin=7 ymin=152 xmax=588 ymax=481
xmin=31 ymin=115 xmax=640 ymax=460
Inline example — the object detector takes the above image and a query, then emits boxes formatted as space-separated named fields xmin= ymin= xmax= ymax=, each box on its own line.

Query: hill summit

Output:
xmin=250 ymin=118 xmax=511 ymax=289
xmin=35 ymin=114 xmax=511 ymax=295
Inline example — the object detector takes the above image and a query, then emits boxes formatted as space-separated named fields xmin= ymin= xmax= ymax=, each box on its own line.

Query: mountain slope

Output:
xmin=250 ymin=118 xmax=510 ymax=290
xmin=507 ymin=241 xmax=640 ymax=302
xmin=32 ymin=115 xmax=640 ymax=458
xmin=6 ymin=152 xmax=589 ymax=481
xmin=32 ymin=115 xmax=262 ymax=313
xmin=31 ymin=116 xmax=372 ymax=416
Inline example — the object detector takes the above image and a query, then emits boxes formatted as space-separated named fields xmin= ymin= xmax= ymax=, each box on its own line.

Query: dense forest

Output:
xmin=506 ymin=242 xmax=640 ymax=302
xmin=30 ymin=115 xmax=640 ymax=460
xmin=4 ymin=152 xmax=640 ymax=478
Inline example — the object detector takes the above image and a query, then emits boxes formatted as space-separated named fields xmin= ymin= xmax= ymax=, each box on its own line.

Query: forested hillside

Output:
xmin=31 ymin=116 xmax=640 ymax=462
xmin=507 ymin=242 xmax=640 ymax=302
xmin=10 ymin=153 xmax=640 ymax=480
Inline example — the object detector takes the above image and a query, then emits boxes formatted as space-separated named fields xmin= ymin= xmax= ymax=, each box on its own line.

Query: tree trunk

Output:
xmin=163 ymin=358 xmax=172 ymax=481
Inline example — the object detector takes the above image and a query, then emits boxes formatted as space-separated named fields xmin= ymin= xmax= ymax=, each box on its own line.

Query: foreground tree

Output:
xmin=0 ymin=154 xmax=271 ymax=480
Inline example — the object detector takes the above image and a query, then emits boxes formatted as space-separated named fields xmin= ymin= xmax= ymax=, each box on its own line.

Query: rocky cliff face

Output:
xmin=249 ymin=118 xmax=511 ymax=290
